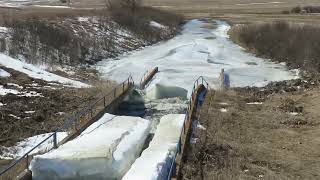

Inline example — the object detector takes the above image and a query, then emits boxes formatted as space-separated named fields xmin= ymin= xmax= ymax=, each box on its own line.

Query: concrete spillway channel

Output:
xmin=8 ymin=67 xmax=191 ymax=180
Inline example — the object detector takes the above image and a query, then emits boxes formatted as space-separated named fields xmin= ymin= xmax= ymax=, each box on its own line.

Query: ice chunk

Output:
xmin=146 ymin=84 xmax=188 ymax=99
xmin=122 ymin=114 xmax=185 ymax=180
xmin=30 ymin=113 xmax=151 ymax=180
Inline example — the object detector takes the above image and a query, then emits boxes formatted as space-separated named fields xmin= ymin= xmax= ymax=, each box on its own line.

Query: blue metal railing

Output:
xmin=167 ymin=76 xmax=210 ymax=180
xmin=0 ymin=75 xmax=134 ymax=178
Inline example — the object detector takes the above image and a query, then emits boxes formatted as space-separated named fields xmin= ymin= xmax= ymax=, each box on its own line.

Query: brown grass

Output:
xmin=182 ymin=88 xmax=320 ymax=180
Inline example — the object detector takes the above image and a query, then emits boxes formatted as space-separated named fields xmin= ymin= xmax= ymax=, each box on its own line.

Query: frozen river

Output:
xmin=98 ymin=19 xmax=298 ymax=98
xmin=30 ymin=19 xmax=299 ymax=180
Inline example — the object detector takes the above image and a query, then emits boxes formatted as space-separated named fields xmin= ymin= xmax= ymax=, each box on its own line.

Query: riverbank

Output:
xmin=182 ymin=81 xmax=320 ymax=179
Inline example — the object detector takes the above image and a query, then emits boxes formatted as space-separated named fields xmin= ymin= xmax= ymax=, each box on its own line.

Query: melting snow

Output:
xmin=0 ymin=132 xmax=67 ymax=160
xmin=0 ymin=53 xmax=90 ymax=88
xmin=7 ymin=83 xmax=23 ymax=89
xmin=0 ymin=85 xmax=19 ymax=95
xmin=247 ymin=102 xmax=263 ymax=105
xmin=220 ymin=108 xmax=228 ymax=112
xmin=0 ymin=68 xmax=10 ymax=77
xmin=150 ymin=21 xmax=166 ymax=29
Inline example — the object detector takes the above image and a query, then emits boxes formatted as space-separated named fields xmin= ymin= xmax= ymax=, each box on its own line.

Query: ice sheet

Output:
xmin=30 ymin=113 xmax=151 ymax=180
xmin=97 ymin=20 xmax=298 ymax=98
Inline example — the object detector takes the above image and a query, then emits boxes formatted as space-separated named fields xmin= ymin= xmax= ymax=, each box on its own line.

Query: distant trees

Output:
xmin=106 ymin=0 xmax=142 ymax=11
xmin=291 ymin=5 xmax=320 ymax=14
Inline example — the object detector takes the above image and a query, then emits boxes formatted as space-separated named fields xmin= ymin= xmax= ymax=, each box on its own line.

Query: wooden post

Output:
xmin=220 ymin=68 xmax=225 ymax=91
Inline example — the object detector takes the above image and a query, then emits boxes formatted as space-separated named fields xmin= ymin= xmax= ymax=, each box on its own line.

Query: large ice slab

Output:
xmin=146 ymin=84 xmax=188 ymax=100
xmin=30 ymin=113 xmax=151 ymax=180
xmin=122 ymin=114 xmax=185 ymax=180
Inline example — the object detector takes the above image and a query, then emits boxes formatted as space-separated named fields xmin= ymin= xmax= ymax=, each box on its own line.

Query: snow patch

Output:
xmin=0 ymin=132 xmax=67 ymax=160
xmin=0 ymin=68 xmax=10 ymax=77
xmin=220 ymin=108 xmax=227 ymax=112
xmin=7 ymin=83 xmax=23 ymax=89
xmin=150 ymin=21 xmax=166 ymax=29
xmin=246 ymin=102 xmax=263 ymax=105
xmin=0 ymin=85 xmax=19 ymax=95
xmin=0 ymin=53 xmax=90 ymax=88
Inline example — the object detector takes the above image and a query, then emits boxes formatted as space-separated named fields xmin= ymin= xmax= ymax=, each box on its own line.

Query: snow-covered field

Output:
xmin=97 ymin=19 xmax=298 ymax=98
xmin=30 ymin=113 xmax=151 ymax=180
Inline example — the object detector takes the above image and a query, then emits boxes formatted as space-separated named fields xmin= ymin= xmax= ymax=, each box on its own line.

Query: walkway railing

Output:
xmin=0 ymin=76 xmax=134 ymax=179
xmin=167 ymin=76 xmax=210 ymax=180
xmin=139 ymin=67 xmax=159 ymax=89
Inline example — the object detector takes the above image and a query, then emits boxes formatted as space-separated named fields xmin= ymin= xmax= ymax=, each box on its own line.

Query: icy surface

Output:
xmin=0 ymin=132 xmax=67 ymax=160
xmin=0 ymin=53 xmax=90 ymax=88
xmin=30 ymin=113 xmax=151 ymax=180
xmin=122 ymin=114 xmax=185 ymax=180
xmin=97 ymin=19 xmax=298 ymax=98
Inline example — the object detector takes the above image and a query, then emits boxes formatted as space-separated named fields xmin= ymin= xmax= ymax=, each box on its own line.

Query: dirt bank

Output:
xmin=182 ymin=83 xmax=320 ymax=179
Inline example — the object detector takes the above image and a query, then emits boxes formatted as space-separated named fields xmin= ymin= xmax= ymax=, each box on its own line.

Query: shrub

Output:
xmin=231 ymin=21 xmax=320 ymax=73
xmin=291 ymin=6 xmax=301 ymax=13
xmin=291 ymin=5 xmax=320 ymax=14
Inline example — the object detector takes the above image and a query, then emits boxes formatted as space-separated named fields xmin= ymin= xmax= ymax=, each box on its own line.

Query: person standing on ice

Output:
xmin=220 ymin=68 xmax=230 ymax=90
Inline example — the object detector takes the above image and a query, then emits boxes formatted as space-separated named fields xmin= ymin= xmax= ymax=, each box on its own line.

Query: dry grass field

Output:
xmin=182 ymin=89 xmax=320 ymax=180
xmin=144 ymin=0 xmax=320 ymax=24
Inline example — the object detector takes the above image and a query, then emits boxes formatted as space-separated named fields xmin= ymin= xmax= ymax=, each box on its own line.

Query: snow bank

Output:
xmin=0 ymin=132 xmax=67 ymax=160
xmin=0 ymin=68 xmax=10 ymax=77
xmin=98 ymin=19 xmax=298 ymax=97
xmin=30 ymin=113 xmax=151 ymax=180
xmin=122 ymin=114 xmax=185 ymax=180
xmin=146 ymin=84 xmax=188 ymax=100
xmin=0 ymin=54 xmax=90 ymax=88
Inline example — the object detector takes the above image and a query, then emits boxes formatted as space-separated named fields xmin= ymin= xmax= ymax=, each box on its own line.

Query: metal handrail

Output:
xmin=0 ymin=75 xmax=135 ymax=177
xmin=167 ymin=76 xmax=210 ymax=180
